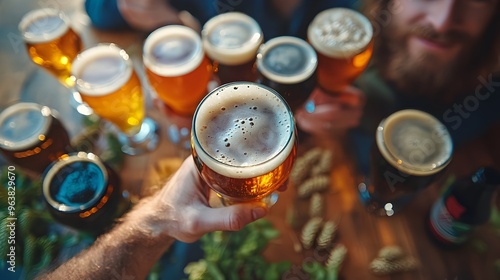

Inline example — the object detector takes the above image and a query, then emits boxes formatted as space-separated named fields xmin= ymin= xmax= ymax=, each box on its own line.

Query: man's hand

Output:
xmin=295 ymin=86 xmax=365 ymax=136
xmin=135 ymin=156 xmax=269 ymax=243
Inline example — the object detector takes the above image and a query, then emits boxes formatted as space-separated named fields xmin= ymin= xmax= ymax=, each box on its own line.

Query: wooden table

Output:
xmin=1 ymin=1 xmax=499 ymax=279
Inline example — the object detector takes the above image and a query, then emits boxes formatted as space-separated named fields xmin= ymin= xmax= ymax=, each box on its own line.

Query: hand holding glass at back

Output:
xmin=296 ymin=8 xmax=373 ymax=134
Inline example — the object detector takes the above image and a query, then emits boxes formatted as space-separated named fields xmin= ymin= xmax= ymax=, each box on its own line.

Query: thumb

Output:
xmin=197 ymin=203 xmax=268 ymax=233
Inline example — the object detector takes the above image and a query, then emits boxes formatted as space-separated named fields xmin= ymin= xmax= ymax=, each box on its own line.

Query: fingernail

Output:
xmin=252 ymin=207 xmax=267 ymax=220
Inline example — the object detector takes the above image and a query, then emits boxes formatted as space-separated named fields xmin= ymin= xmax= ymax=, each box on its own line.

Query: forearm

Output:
xmin=37 ymin=198 xmax=175 ymax=279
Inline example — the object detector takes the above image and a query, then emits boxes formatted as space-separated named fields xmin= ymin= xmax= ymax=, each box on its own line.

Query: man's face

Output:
xmin=382 ymin=0 xmax=498 ymax=95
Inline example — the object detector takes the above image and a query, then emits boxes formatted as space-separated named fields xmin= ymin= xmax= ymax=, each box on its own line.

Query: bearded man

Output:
xmin=297 ymin=0 xmax=500 ymax=172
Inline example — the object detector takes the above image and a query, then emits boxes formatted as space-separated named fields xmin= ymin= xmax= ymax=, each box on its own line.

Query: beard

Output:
xmin=375 ymin=19 xmax=476 ymax=104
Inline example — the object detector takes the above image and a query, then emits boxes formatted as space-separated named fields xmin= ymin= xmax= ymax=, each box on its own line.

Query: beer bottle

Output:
xmin=427 ymin=167 xmax=500 ymax=248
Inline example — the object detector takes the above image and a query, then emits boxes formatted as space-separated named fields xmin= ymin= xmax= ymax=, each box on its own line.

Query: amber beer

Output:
xmin=19 ymin=8 xmax=83 ymax=88
xmin=359 ymin=110 xmax=453 ymax=216
xmin=0 ymin=102 xmax=71 ymax=175
xmin=144 ymin=25 xmax=212 ymax=116
xmin=256 ymin=36 xmax=317 ymax=112
xmin=308 ymin=8 xmax=373 ymax=94
xmin=202 ymin=12 xmax=263 ymax=84
xmin=42 ymin=152 xmax=124 ymax=232
xmin=72 ymin=44 xmax=145 ymax=136
xmin=192 ymin=82 xmax=297 ymax=202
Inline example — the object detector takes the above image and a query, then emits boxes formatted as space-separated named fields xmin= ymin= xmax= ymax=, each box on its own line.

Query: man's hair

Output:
xmin=362 ymin=0 xmax=500 ymax=79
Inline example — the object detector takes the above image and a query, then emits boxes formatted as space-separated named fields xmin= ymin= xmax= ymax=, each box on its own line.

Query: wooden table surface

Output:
xmin=1 ymin=1 xmax=499 ymax=279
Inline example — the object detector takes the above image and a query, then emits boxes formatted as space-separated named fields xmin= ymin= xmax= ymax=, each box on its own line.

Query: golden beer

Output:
xmin=19 ymin=8 xmax=83 ymax=88
xmin=144 ymin=25 xmax=212 ymax=116
xmin=202 ymin=12 xmax=263 ymax=84
xmin=0 ymin=102 xmax=71 ymax=175
xmin=192 ymin=82 xmax=297 ymax=202
xmin=72 ymin=44 xmax=145 ymax=136
xmin=308 ymin=8 xmax=373 ymax=94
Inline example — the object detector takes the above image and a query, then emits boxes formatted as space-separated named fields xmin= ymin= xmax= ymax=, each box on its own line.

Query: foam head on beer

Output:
xmin=72 ymin=44 xmax=133 ymax=96
xmin=43 ymin=152 xmax=108 ymax=213
xmin=19 ymin=8 xmax=69 ymax=44
xmin=0 ymin=103 xmax=52 ymax=151
xmin=202 ymin=12 xmax=263 ymax=65
xmin=257 ymin=36 xmax=317 ymax=84
xmin=144 ymin=25 xmax=205 ymax=77
xmin=377 ymin=109 xmax=453 ymax=176
xmin=193 ymin=82 xmax=295 ymax=179
xmin=72 ymin=44 xmax=145 ymax=134
xmin=308 ymin=8 xmax=373 ymax=59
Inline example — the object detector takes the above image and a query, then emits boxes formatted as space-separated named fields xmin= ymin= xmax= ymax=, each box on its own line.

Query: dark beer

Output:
xmin=0 ymin=103 xmax=71 ymax=175
xmin=202 ymin=12 xmax=263 ymax=84
xmin=256 ymin=36 xmax=317 ymax=112
xmin=42 ymin=152 xmax=124 ymax=232
xmin=192 ymin=82 xmax=297 ymax=202
xmin=359 ymin=109 xmax=453 ymax=216
xmin=308 ymin=8 xmax=373 ymax=94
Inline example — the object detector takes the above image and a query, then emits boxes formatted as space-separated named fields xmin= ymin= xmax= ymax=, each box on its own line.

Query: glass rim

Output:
xmin=256 ymin=36 xmax=318 ymax=84
xmin=307 ymin=7 xmax=373 ymax=59
xmin=376 ymin=109 xmax=453 ymax=175
xmin=72 ymin=43 xmax=134 ymax=97
xmin=19 ymin=8 xmax=70 ymax=43
xmin=0 ymin=102 xmax=53 ymax=151
xmin=42 ymin=152 xmax=109 ymax=213
xmin=202 ymin=12 xmax=263 ymax=65
xmin=192 ymin=81 xmax=296 ymax=176
xmin=143 ymin=25 xmax=205 ymax=77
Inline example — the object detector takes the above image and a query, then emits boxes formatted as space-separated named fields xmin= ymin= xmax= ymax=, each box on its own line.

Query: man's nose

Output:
xmin=426 ymin=0 xmax=461 ymax=33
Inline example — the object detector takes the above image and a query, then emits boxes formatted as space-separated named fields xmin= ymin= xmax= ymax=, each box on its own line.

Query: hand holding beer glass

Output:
xmin=191 ymin=82 xmax=297 ymax=206
xmin=19 ymin=8 xmax=92 ymax=115
xmin=71 ymin=44 xmax=159 ymax=155
xmin=303 ymin=8 xmax=372 ymax=132
xmin=358 ymin=110 xmax=453 ymax=216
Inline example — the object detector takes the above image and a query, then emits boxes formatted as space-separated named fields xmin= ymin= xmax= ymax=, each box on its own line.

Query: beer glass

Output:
xmin=307 ymin=8 xmax=373 ymax=94
xmin=202 ymin=12 xmax=263 ymax=84
xmin=358 ymin=110 xmax=453 ymax=216
xmin=42 ymin=152 xmax=126 ymax=233
xmin=143 ymin=25 xmax=213 ymax=117
xmin=72 ymin=44 xmax=159 ymax=155
xmin=0 ymin=102 xmax=71 ymax=176
xmin=191 ymin=82 xmax=297 ymax=205
xmin=19 ymin=8 xmax=92 ymax=115
xmin=256 ymin=36 xmax=317 ymax=112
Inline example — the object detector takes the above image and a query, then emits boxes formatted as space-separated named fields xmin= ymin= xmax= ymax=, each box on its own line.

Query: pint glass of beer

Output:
xmin=72 ymin=44 xmax=159 ymax=155
xmin=19 ymin=8 xmax=82 ymax=88
xmin=308 ymin=8 xmax=373 ymax=94
xmin=19 ymin=8 xmax=92 ymax=115
xmin=191 ymin=82 xmax=297 ymax=205
xmin=202 ymin=12 xmax=263 ymax=84
xmin=0 ymin=102 xmax=71 ymax=176
xmin=42 ymin=152 xmax=126 ymax=233
xmin=358 ymin=110 xmax=453 ymax=216
xmin=144 ymin=25 xmax=213 ymax=117
xmin=256 ymin=36 xmax=317 ymax=112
